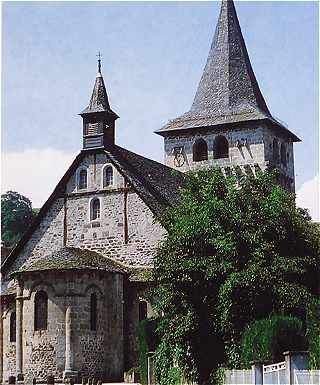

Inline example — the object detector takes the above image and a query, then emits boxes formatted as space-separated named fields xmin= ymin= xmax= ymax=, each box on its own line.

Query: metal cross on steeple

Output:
xmin=97 ymin=51 xmax=102 ymax=73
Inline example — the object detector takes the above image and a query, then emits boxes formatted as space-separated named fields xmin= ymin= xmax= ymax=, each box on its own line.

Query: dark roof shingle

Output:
xmin=12 ymin=247 xmax=127 ymax=276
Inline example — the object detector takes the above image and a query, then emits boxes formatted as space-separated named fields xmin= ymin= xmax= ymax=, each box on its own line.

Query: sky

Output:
xmin=1 ymin=1 xmax=319 ymax=220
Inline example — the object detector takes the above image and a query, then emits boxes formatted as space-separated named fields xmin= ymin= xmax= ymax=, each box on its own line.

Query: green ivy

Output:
xmin=306 ymin=298 xmax=320 ymax=369
xmin=240 ymin=315 xmax=308 ymax=368
xmin=137 ymin=319 xmax=160 ymax=385
xmin=151 ymin=168 xmax=320 ymax=384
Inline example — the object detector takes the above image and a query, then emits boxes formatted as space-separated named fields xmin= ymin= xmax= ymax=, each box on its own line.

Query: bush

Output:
xmin=240 ymin=315 xmax=308 ymax=368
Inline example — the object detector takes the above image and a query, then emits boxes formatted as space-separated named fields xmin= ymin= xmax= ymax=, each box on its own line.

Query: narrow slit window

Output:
xmin=273 ymin=139 xmax=279 ymax=164
xmin=139 ymin=301 xmax=148 ymax=322
xmin=90 ymin=293 xmax=97 ymax=331
xmin=34 ymin=291 xmax=48 ymax=331
xmin=280 ymin=143 xmax=287 ymax=166
xmin=10 ymin=312 xmax=16 ymax=342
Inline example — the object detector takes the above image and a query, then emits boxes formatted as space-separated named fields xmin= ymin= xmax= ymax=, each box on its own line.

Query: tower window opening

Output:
xmin=273 ymin=139 xmax=279 ymax=164
xmin=34 ymin=291 xmax=48 ymax=331
xmin=103 ymin=166 xmax=113 ymax=187
xmin=90 ymin=293 xmax=97 ymax=331
xmin=91 ymin=198 xmax=100 ymax=221
xmin=214 ymin=135 xmax=229 ymax=159
xmin=10 ymin=311 xmax=16 ymax=342
xmin=139 ymin=301 xmax=148 ymax=322
xmin=78 ymin=169 xmax=88 ymax=190
xmin=193 ymin=139 xmax=208 ymax=162
xmin=280 ymin=143 xmax=287 ymax=166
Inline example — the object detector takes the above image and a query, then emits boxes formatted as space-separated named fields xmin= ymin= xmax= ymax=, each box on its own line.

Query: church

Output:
xmin=0 ymin=0 xmax=300 ymax=383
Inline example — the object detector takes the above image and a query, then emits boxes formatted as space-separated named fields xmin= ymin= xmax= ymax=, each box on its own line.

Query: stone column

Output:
xmin=63 ymin=307 xmax=78 ymax=382
xmin=16 ymin=281 xmax=24 ymax=382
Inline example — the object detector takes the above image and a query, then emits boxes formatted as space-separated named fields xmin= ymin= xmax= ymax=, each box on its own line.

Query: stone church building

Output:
xmin=0 ymin=0 xmax=300 ymax=383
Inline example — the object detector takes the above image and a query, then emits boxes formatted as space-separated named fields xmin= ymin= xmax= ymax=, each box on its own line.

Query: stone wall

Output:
xmin=164 ymin=125 xmax=266 ymax=172
xmin=263 ymin=127 xmax=295 ymax=191
xmin=1 ymin=271 xmax=125 ymax=384
xmin=64 ymin=152 xmax=165 ymax=266
xmin=3 ymin=152 xmax=165 ymax=288
xmin=6 ymin=199 xmax=65 ymax=285
xmin=164 ymin=123 xmax=295 ymax=191
xmin=1 ymin=300 xmax=16 ymax=381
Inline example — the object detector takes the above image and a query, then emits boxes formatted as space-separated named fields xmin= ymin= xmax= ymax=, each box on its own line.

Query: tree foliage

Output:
xmin=240 ymin=315 xmax=307 ymax=368
xmin=152 ymin=169 xmax=320 ymax=385
xmin=1 ymin=191 xmax=34 ymax=248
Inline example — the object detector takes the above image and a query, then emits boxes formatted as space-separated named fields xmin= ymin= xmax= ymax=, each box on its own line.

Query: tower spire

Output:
xmin=157 ymin=0 xmax=289 ymax=134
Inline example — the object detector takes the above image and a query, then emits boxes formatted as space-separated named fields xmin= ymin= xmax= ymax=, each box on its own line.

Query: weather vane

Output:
xmin=97 ymin=51 xmax=102 ymax=73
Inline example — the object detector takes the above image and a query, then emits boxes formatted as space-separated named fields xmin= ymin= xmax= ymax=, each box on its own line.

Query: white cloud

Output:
xmin=1 ymin=148 xmax=77 ymax=208
xmin=296 ymin=174 xmax=320 ymax=222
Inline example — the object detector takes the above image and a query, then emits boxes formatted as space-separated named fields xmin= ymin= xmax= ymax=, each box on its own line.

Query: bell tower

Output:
xmin=156 ymin=0 xmax=300 ymax=192
xmin=80 ymin=54 xmax=119 ymax=150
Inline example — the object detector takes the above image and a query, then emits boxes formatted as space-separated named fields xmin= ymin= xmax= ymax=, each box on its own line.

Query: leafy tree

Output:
xmin=1 ymin=191 xmax=34 ymax=248
xmin=152 ymin=169 xmax=320 ymax=385
xmin=240 ymin=315 xmax=308 ymax=367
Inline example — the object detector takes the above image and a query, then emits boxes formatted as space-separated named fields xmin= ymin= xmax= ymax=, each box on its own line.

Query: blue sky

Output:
xmin=1 ymin=1 xmax=319 ymax=217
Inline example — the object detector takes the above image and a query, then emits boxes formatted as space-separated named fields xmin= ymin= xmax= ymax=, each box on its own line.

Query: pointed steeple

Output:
xmin=80 ymin=55 xmax=119 ymax=150
xmin=190 ymin=0 xmax=270 ymax=117
xmin=157 ymin=0 xmax=299 ymax=138
xmin=81 ymin=55 xmax=117 ymax=115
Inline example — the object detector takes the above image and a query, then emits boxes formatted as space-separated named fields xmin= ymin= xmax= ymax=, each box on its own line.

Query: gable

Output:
xmin=1 ymin=146 xmax=184 ymax=279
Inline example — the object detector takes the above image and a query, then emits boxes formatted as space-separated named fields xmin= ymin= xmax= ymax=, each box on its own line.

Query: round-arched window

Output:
xmin=78 ymin=169 xmax=88 ymax=190
xmin=103 ymin=166 xmax=113 ymax=187
xmin=193 ymin=139 xmax=208 ymax=162
xmin=214 ymin=135 xmax=229 ymax=159
xmin=91 ymin=198 xmax=100 ymax=221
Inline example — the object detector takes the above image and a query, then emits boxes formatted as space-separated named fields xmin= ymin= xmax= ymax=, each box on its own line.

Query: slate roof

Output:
xmin=81 ymin=70 xmax=118 ymax=117
xmin=106 ymin=144 xmax=185 ymax=211
xmin=156 ymin=0 xmax=300 ymax=142
xmin=11 ymin=247 xmax=127 ymax=276
xmin=1 ymin=146 xmax=185 ymax=274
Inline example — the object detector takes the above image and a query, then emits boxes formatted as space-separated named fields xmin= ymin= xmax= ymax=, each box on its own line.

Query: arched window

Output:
xmin=280 ymin=143 xmax=286 ymax=166
xmin=103 ymin=166 xmax=113 ymax=187
xmin=10 ymin=312 xmax=16 ymax=342
xmin=193 ymin=139 xmax=208 ymax=162
xmin=34 ymin=291 xmax=48 ymax=331
xmin=139 ymin=301 xmax=148 ymax=322
xmin=78 ymin=169 xmax=88 ymax=190
xmin=90 ymin=293 xmax=97 ymax=331
xmin=273 ymin=139 xmax=279 ymax=163
xmin=214 ymin=135 xmax=229 ymax=159
xmin=90 ymin=198 xmax=100 ymax=221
